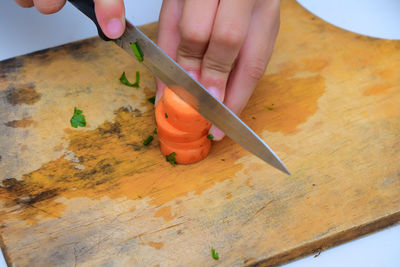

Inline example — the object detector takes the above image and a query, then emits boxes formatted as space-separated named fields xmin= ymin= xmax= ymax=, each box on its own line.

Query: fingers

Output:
xmin=200 ymin=0 xmax=255 ymax=101
xmin=14 ymin=0 xmax=65 ymax=13
xmin=176 ymin=0 xmax=219 ymax=77
xmin=210 ymin=0 xmax=280 ymax=140
xmin=33 ymin=0 xmax=65 ymax=14
xmin=94 ymin=0 xmax=125 ymax=39
xmin=14 ymin=0 xmax=34 ymax=8
xmin=155 ymin=0 xmax=184 ymax=104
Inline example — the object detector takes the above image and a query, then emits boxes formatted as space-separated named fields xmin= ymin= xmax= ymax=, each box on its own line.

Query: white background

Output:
xmin=0 ymin=0 xmax=399 ymax=266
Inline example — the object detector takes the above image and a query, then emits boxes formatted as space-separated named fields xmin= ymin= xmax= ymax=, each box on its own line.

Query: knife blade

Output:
xmin=68 ymin=0 xmax=290 ymax=175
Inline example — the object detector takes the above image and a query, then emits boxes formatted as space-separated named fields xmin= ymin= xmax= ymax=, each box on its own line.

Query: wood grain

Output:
xmin=0 ymin=1 xmax=399 ymax=266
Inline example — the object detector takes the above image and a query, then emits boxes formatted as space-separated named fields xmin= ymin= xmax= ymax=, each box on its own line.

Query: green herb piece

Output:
xmin=166 ymin=152 xmax=177 ymax=165
xmin=148 ymin=96 xmax=156 ymax=104
xmin=131 ymin=42 xmax=144 ymax=62
xmin=138 ymin=195 xmax=142 ymax=199
xmin=211 ymin=248 xmax=219 ymax=260
xmin=70 ymin=107 xmax=86 ymax=128
xmin=143 ymin=135 xmax=154 ymax=146
xmin=165 ymin=113 xmax=168 ymax=118
xmin=252 ymin=116 xmax=256 ymax=120
xmin=207 ymin=134 xmax=214 ymax=140
xmin=153 ymin=128 xmax=157 ymax=135
xmin=265 ymin=106 xmax=274 ymax=111
xmin=120 ymin=71 xmax=140 ymax=88
xmin=135 ymin=71 xmax=140 ymax=86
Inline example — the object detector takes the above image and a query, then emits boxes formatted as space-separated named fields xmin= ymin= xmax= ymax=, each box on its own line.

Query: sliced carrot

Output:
xmin=161 ymin=87 xmax=211 ymax=133
xmin=155 ymin=87 xmax=213 ymax=164
xmin=155 ymin=100 xmax=206 ymax=143
xmin=159 ymin=138 xmax=211 ymax=165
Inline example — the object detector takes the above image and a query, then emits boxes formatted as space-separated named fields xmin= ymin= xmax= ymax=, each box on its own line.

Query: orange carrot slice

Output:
xmin=161 ymin=87 xmax=211 ymax=133
xmin=159 ymin=138 xmax=211 ymax=165
xmin=155 ymin=87 xmax=213 ymax=164
xmin=155 ymin=100 xmax=206 ymax=143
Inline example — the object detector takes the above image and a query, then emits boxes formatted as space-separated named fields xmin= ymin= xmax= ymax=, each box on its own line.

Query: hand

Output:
xmin=156 ymin=0 xmax=280 ymax=140
xmin=14 ymin=0 xmax=126 ymax=39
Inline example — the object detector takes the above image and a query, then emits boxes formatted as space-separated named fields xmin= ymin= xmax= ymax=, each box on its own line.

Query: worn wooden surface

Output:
xmin=1 ymin=1 xmax=399 ymax=266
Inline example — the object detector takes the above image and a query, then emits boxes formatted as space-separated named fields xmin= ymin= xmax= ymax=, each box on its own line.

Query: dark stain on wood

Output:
xmin=98 ymin=121 xmax=122 ymax=137
xmin=66 ymin=39 xmax=100 ymax=62
xmin=5 ymin=83 xmax=40 ymax=105
xmin=4 ymin=117 xmax=34 ymax=128
xmin=15 ymin=189 xmax=59 ymax=206
xmin=116 ymin=106 xmax=143 ymax=117
xmin=1 ymin=178 xmax=60 ymax=207
xmin=0 ymin=57 xmax=24 ymax=80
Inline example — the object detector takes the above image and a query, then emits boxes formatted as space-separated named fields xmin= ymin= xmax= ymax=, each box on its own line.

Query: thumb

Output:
xmin=94 ymin=0 xmax=125 ymax=39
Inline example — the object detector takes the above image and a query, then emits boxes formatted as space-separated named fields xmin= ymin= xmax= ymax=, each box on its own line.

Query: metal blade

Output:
xmin=114 ymin=22 xmax=290 ymax=175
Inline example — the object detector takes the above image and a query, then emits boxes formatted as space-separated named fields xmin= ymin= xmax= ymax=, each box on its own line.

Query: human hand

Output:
xmin=156 ymin=0 xmax=280 ymax=141
xmin=14 ymin=0 xmax=126 ymax=39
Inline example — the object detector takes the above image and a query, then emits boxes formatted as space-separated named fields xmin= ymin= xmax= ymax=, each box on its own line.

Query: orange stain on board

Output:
xmin=0 ymin=107 xmax=242 ymax=224
xmin=4 ymin=117 xmax=34 ymax=128
xmin=154 ymin=206 xmax=176 ymax=222
xmin=147 ymin=241 xmax=164 ymax=250
xmin=244 ymin=63 xmax=326 ymax=134
xmin=363 ymin=83 xmax=392 ymax=96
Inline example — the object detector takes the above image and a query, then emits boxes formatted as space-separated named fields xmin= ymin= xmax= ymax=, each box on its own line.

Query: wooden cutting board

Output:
xmin=1 ymin=0 xmax=399 ymax=266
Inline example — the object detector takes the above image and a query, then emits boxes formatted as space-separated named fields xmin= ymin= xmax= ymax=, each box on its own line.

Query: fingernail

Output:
xmin=207 ymin=87 xmax=223 ymax=101
xmin=107 ymin=18 xmax=124 ymax=39
xmin=155 ymin=80 xmax=165 ymax=105
xmin=209 ymin=126 xmax=225 ymax=141
xmin=155 ymin=90 xmax=163 ymax=105
xmin=187 ymin=71 xmax=198 ymax=80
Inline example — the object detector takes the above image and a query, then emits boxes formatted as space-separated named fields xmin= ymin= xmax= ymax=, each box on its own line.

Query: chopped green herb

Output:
xmin=165 ymin=113 xmax=168 ymax=118
xmin=265 ymin=106 xmax=274 ymax=111
xmin=153 ymin=128 xmax=157 ymax=135
xmin=143 ymin=135 xmax=154 ymax=146
xmin=211 ymin=248 xmax=219 ymax=260
xmin=120 ymin=71 xmax=139 ymax=87
xmin=166 ymin=152 xmax=177 ymax=165
xmin=138 ymin=195 xmax=142 ymax=199
xmin=131 ymin=41 xmax=144 ymax=62
xmin=207 ymin=134 xmax=214 ymax=140
xmin=148 ymin=96 xmax=156 ymax=104
xmin=135 ymin=71 xmax=140 ymax=86
xmin=70 ymin=107 xmax=86 ymax=128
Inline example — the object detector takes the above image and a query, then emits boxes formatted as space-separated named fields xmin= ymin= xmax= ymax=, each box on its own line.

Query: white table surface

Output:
xmin=0 ymin=1 xmax=399 ymax=266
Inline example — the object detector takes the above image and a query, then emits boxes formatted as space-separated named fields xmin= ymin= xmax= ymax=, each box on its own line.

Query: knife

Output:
xmin=67 ymin=0 xmax=290 ymax=175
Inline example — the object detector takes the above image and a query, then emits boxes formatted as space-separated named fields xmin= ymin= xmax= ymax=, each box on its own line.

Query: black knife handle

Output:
xmin=67 ymin=0 xmax=111 ymax=41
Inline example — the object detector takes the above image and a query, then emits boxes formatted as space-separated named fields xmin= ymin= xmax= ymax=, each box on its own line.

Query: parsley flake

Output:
xmin=70 ymin=107 xmax=86 ymax=128
xmin=166 ymin=152 xmax=177 ymax=165
xmin=120 ymin=71 xmax=140 ymax=88
xmin=143 ymin=135 xmax=154 ymax=146
xmin=131 ymin=41 xmax=144 ymax=62
xmin=211 ymin=248 xmax=219 ymax=260
xmin=153 ymin=128 xmax=157 ymax=135
xmin=148 ymin=96 xmax=156 ymax=104
xmin=165 ymin=113 xmax=168 ymax=118
xmin=207 ymin=134 xmax=214 ymax=140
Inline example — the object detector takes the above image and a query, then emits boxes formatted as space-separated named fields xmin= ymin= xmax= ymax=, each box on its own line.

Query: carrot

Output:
xmin=162 ymin=87 xmax=211 ymax=133
xmin=159 ymin=138 xmax=211 ymax=165
xmin=155 ymin=87 xmax=212 ymax=164
xmin=155 ymin=101 xmax=206 ymax=143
